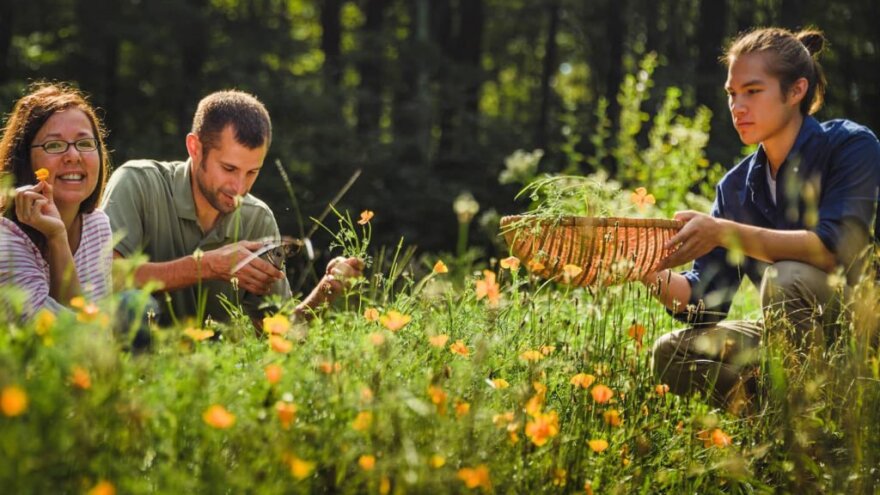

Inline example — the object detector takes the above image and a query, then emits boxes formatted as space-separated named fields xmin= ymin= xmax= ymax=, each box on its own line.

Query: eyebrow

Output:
xmin=725 ymin=79 xmax=766 ymax=91
xmin=220 ymin=161 xmax=262 ymax=172
xmin=40 ymin=131 xmax=94 ymax=139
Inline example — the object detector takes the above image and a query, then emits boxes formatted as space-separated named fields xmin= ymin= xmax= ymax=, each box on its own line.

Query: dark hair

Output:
xmin=191 ymin=90 xmax=272 ymax=153
xmin=0 ymin=82 xmax=110 ymax=249
xmin=723 ymin=27 xmax=828 ymax=115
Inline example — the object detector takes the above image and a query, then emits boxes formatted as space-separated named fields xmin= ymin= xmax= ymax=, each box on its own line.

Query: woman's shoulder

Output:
xmin=0 ymin=217 xmax=35 ymax=244
xmin=0 ymin=217 xmax=43 ymax=262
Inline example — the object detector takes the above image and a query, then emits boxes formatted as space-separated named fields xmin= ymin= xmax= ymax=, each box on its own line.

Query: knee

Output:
xmin=760 ymin=261 xmax=819 ymax=308
xmin=651 ymin=331 xmax=681 ymax=378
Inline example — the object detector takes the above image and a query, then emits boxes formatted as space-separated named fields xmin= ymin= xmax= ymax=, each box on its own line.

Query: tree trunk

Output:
xmin=536 ymin=1 xmax=560 ymax=151
xmin=321 ymin=0 xmax=342 ymax=87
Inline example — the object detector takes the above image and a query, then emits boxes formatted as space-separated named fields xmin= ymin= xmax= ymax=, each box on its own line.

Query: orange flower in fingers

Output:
xmin=35 ymin=168 xmax=50 ymax=182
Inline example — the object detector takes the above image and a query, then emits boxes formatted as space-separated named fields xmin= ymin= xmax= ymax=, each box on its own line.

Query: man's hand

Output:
xmin=296 ymin=257 xmax=365 ymax=317
xmin=201 ymin=240 xmax=285 ymax=295
xmin=657 ymin=211 xmax=724 ymax=271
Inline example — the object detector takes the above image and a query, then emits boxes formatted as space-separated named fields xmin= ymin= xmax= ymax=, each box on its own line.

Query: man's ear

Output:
xmin=787 ymin=77 xmax=809 ymax=107
xmin=185 ymin=133 xmax=202 ymax=164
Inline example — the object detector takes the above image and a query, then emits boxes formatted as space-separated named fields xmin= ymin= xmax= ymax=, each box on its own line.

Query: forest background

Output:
xmin=2 ymin=0 xmax=880 ymax=259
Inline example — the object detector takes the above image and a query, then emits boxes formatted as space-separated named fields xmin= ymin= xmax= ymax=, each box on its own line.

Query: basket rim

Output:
xmin=500 ymin=214 xmax=684 ymax=230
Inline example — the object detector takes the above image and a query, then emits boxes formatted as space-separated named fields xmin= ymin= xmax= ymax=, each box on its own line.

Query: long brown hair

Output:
xmin=0 ymin=82 xmax=110 ymax=249
xmin=723 ymin=27 xmax=828 ymax=115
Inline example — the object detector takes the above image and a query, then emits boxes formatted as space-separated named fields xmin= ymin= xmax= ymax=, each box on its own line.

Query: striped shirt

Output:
xmin=0 ymin=210 xmax=113 ymax=318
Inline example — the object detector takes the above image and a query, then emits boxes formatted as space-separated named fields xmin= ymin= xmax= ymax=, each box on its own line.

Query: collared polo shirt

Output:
xmin=675 ymin=117 xmax=880 ymax=325
xmin=101 ymin=159 xmax=291 ymax=325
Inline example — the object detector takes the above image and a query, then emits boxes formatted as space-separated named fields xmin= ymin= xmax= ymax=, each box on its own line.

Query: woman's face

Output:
xmin=28 ymin=108 xmax=100 ymax=211
xmin=725 ymin=52 xmax=803 ymax=146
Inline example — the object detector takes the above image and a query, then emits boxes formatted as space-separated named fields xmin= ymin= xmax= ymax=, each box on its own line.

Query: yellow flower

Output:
xmin=269 ymin=335 xmax=293 ymax=354
xmin=603 ymin=409 xmax=623 ymax=427
xmin=449 ymin=339 xmax=470 ymax=357
xmin=70 ymin=366 xmax=91 ymax=390
xmin=276 ymin=401 xmax=297 ymax=430
xmin=457 ymin=465 xmax=492 ymax=491
xmin=70 ymin=296 xmax=86 ymax=309
xmin=380 ymin=477 xmax=391 ymax=494
xmin=552 ymin=468 xmax=567 ymax=487
xmin=489 ymin=378 xmax=510 ymax=389
xmin=379 ymin=310 xmax=412 ymax=332
xmin=263 ymin=314 xmax=290 ymax=335
xmin=358 ymin=454 xmax=376 ymax=471
xmin=588 ymin=439 xmax=609 ymax=453
xmin=475 ymin=270 xmax=501 ymax=306
xmin=562 ymin=264 xmax=583 ymax=282
xmin=429 ymin=334 xmax=449 ymax=347
xmin=455 ymin=400 xmax=471 ymax=418
xmin=358 ymin=210 xmax=375 ymax=225
xmin=519 ymin=350 xmax=543 ymax=362
xmin=540 ymin=345 xmax=555 ymax=355
xmin=34 ymin=309 xmax=55 ymax=337
xmin=527 ymin=259 xmax=545 ymax=273
xmin=1 ymin=385 xmax=28 ymax=417
xmin=287 ymin=455 xmax=315 ymax=480
xmin=363 ymin=307 xmax=380 ymax=322
xmin=630 ymin=187 xmax=656 ymax=211
xmin=202 ymin=404 xmax=235 ymax=429
xmin=352 ymin=411 xmax=373 ymax=431
xmin=265 ymin=364 xmax=283 ymax=385
xmin=570 ymin=373 xmax=596 ymax=389
xmin=87 ymin=480 xmax=116 ymax=495
xmin=525 ymin=410 xmax=560 ymax=447
xmin=184 ymin=327 xmax=214 ymax=342
xmin=429 ymin=454 xmax=446 ymax=468
xmin=76 ymin=302 xmax=102 ymax=323
xmin=499 ymin=256 xmax=521 ymax=270
xmin=590 ymin=384 xmax=614 ymax=404
xmin=433 ymin=260 xmax=449 ymax=274
xmin=35 ymin=167 xmax=50 ymax=182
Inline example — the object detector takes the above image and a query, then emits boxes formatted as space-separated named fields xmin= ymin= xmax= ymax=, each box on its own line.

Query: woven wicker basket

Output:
xmin=500 ymin=215 xmax=683 ymax=286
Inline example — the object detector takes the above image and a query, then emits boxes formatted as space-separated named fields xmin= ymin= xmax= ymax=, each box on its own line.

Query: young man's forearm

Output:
xmin=718 ymin=220 xmax=837 ymax=272
xmin=115 ymin=251 xmax=203 ymax=291
xmin=643 ymin=270 xmax=692 ymax=314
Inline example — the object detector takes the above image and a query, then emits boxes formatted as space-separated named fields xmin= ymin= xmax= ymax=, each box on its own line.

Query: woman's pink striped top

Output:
xmin=0 ymin=210 xmax=113 ymax=317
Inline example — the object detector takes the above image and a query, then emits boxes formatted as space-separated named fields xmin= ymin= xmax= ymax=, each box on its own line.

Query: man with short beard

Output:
xmin=102 ymin=90 xmax=361 ymax=327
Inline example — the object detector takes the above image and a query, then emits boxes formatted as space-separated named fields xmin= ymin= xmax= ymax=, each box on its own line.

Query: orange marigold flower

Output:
xmin=433 ymin=260 xmax=449 ymax=274
xmin=588 ymin=438 xmax=609 ymax=453
xmin=70 ymin=366 xmax=91 ymax=390
xmin=630 ymin=187 xmax=656 ymax=211
xmin=202 ymin=404 xmax=235 ymax=429
xmin=655 ymin=383 xmax=670 ymax=396
xmin=570 ymin=373 xmax=596 ymax=389
xmin=562 ymin=264 xmax=583 ymax=282
xmin=429 ymin=334 xmax=449 ymax=347
xmin=499 ymin=256 xmax=521 ymax=270
xmin=527 ymin=259 xmax=545 ymax=272
xmin=358 ymin=210 xmax=375 ymax=225
xmin=475 ymin=270 xmax=501 ymax=306
xmin=457 ymin=465 xmax=492 ymax=491
xmin=591 ymin=384 xmax=614 ymax=404
xmin=352 ymin=411 xmax=373 ymax=431
xmin=263 ymin=314 xmax=290 ymax=335
xmin=35 ymin=167 xmax=50 ymax=182
xmin=184 ymin=327 xmax=214 ymax=342
xmin=525 ymin=410 xmax=560 ymax=447
xmin=455 ymin=400 xmax=471 ymax=418
xmin=269 ymin=335 xmax=293 ymax=354
xmin=627 ymin=323 xmax=646 ymax=348
xmin=603 ymin=409 xmax=622 ymax=427
xmin=429 ymin=454 xmax=446 ymax=468
xmin=87 ymin=480 xmax=115 ymax=495
xmin=519 ymin=350 xmax=544 ymax=362
xmin=427 ymin=385 xmax=448 ymax=415
xmin=358 ymin=454 xmax=376 ymax=471
xmin=363 ymin=307 xmax=380 ymax=322
xmin=379 ymin=310 xmax=412 ymax=332
xmin=449 ymin=339 xmax=470 ymax=357
xmin=489 ymin=378 xmax=510 ymax=389
xmin=276 ymin=401 xmax=297 ymax=430
xmin=287 ymin=455 xmax=315 ymax=480
xmin=1 ymin=385 xmax=27 ymax=417
xmin=265 ymin=364 xmax=283 ymax=384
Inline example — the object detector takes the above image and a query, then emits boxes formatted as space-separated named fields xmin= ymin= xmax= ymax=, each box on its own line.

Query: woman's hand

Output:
xmin=14 ymin=181 xmax=65 ymax=239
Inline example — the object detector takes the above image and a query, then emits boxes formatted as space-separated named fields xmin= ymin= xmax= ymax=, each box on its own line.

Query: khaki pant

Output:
xmin=652 ymin=261 xmax=847 ymax=409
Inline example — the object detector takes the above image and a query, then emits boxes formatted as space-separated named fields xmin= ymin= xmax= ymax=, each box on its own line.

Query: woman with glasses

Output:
xmin=0 ymin=83 xmax=112 ymax=317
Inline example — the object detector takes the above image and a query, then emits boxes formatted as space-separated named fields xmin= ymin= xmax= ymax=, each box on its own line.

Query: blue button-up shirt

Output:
xmin=675 ymin=116 xmax=880 ymax=325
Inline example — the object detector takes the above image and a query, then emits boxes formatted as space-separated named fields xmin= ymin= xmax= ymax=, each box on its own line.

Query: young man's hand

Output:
xmin=201 ymin=240 xmax=285 ymax=295
xmin=657 ymin=211 xmax=725 ymax=270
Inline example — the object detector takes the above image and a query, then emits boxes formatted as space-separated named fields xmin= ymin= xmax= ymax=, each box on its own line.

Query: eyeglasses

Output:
xmin=30 ymin=138 xmax=98 ymax=154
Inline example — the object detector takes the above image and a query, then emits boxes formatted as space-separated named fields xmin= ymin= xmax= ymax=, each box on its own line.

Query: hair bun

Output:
xmin=797 ymin=29 xmax=826 ymax=56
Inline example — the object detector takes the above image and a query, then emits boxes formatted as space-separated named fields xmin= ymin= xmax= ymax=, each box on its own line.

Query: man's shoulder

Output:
xmin=238 ymin=193 xmax=275 ymax=219
xmin=818 ymin=119 xmax=880 ymax=148
xmin=113 ymin=159 xmax=186 ymax=181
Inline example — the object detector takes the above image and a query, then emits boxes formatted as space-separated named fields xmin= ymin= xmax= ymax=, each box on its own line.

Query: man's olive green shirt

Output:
xmin=101 ymin=159 xmax=291 ymax=325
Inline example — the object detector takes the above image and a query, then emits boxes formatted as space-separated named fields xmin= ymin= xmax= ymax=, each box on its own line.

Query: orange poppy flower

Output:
xmin=570 ymin=373 xmax=596 ymax=389
xmin=265 ymin=364 xmax=283 ymax=385
xmin=202 ymin=404 xmax=235 ymax=429
xmin=1 ymin=385 xmax=27 ymax=417
xmin=527 ymin=259 xmax=545 ymax=273
xmin=318 ymin=361 xmax=342 ymax=374
xmin=630 ymin=187 xmax=656 ymax=211
xmin=35 ymin=167 xmax=50 ymax=182
xmin=499 ymin=256 xmax=521 ymax=270
xmin=87 ymin=480 xmax=116 ymax=495
xmin=184 ymin=327 xmax=214 ymax=342
xmin=603 ymin=409 xmax=622 ymax=427
xmin=276 ymin=401 xmax=297 ymax=430
xmin=358 ymin=454 xmax=376 ymax=471
xmin=627 ymin=323 xmax=646 ymax=348
xmin=475 ymin=270 xmax=501 ymax=306
xmin=588 ymin=438 xmax=609 ymax=453
xmin=287 ymin=455 xmax=315 ymax=480
xmin=358 ymin=210 xmax=374 ymax=225
xmin=433 ymin=260 xmax=449 ymax=274
xmin=429 ymin=334 xmax=449 ymax=347
xmin=519 ymin=350 xmax=544 ymax=362
xmin=70 ymin=366 xmax=92 ymax=390
xmin=269 ymin=335 xmax=293 ymax=354
xmin=457 ymin=465 xmax=492 ymax=491
xmin=455 ymin=400 xmax=471 ymax=418
xmin=352 ymin=411 xmax=373 ymax=431
xmin=368 ymin=332 xmax=386 ymax=346
xmin=525 ymin=410 xmax=560 ymax=447
xmin=263 ymin=314 xmax=290 ymax=335
xmin=489 ymin=378 xmax=510 ymax=389
xmin=427 ymin=385 xmax=448 ymax=415
xmin=363 ymin=307 xmax=380 ymax=322
xmin=562 ymin=264 xmax=583 ymax=282
xmin=699 ymin=428 xmax=732 ymax=448
xmin=655 ymin=383 xmax=670 ymax=396
xmin=379 ymin=310 xmax=412 ymax=332
xmin=591 ymin=384 xmax=614 ymax=404
xmin=449 ymin=339 xmax=470 ymax=357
